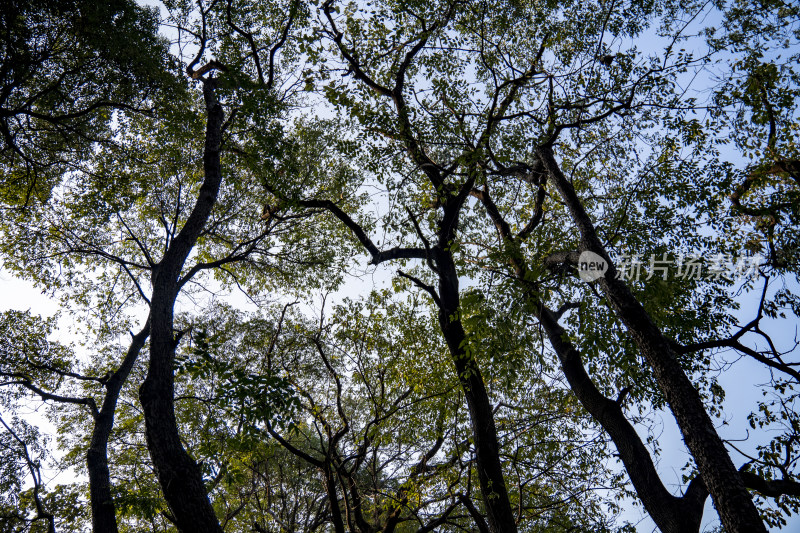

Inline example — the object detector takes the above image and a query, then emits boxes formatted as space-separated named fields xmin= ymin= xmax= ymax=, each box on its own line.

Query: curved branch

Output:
xmin=741 ymin=471 xmax=800 ymax=498
xmin=1 ymin=375 xmax=98 ymax=418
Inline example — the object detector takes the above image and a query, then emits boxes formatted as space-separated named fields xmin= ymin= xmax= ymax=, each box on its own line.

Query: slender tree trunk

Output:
xmin=539 ymin=145 xmax=766 ymax=533
xmin=323 ymin=468 xmax=346 ymax=533
xmin=436 ymin=252 xmax=518 ymax=533
xmin=139 ymin=77 xmax=225 ymax=533
xmin=87 ymin=321 xmax=150 ymax=533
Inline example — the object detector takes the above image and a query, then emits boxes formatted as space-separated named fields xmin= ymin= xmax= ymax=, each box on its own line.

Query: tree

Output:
xmin=0 ymin=309 xmax=148 ymax=533
xmin=1 ymin=0 xmax=799 ymax=532
xmin=0 ymin=0 xmax=177 ymax=205
xmin=167 ymin=293 xmax=624 ymax=532
xmin=288 ymin=0 xmax=799 ymax=531
xmin=1 ymin=1 xmax=348 ymax=530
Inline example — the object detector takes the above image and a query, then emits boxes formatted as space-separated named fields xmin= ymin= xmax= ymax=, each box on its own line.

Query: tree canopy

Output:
xmin=0 ymin=0 xmax=799 ymax=532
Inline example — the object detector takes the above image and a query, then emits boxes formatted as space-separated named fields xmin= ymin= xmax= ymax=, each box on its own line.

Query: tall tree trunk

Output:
xmin=538 ymin=145 xmax=766 ymax=533
xmin=436 ymin=251 xmax=518 ymax=533
xmin=139 ymin=77 xmax=225 ymax=533
xmin=323 ymin=467 xmax=346 ymax=533
xmin=87 ymin=321 xmax=150 ymax=533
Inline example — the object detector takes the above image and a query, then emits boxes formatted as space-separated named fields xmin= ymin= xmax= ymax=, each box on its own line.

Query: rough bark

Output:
xmin=538 ymin=145 xmax=766 ymax=533
xmin=138 ymin=77 xmax=225 ymax=533
xmin=87 ymin=321 xmax=150 ymax=533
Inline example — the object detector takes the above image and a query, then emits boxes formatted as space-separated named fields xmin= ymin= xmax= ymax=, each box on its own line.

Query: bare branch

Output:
xmin=397 ymin=269 xmax=442 ymax=308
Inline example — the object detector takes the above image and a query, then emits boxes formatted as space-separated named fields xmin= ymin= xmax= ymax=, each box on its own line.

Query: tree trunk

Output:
xmin=323 ymin=467 xmax=346 ymax=533
xmin=139 ymin=77 xmax=225 ymax=533
xmin=539 ymin=145 xmax=766 ymax=533
xmin=536 ymin=305 xmax=707 ymax=533
xmin=87 ymin=321 xmax=150 ymax=533
xmin=475 ymin=180 xmax=708 ymax=531
xmin=436 ymin=252 xmax=518 ymax=533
